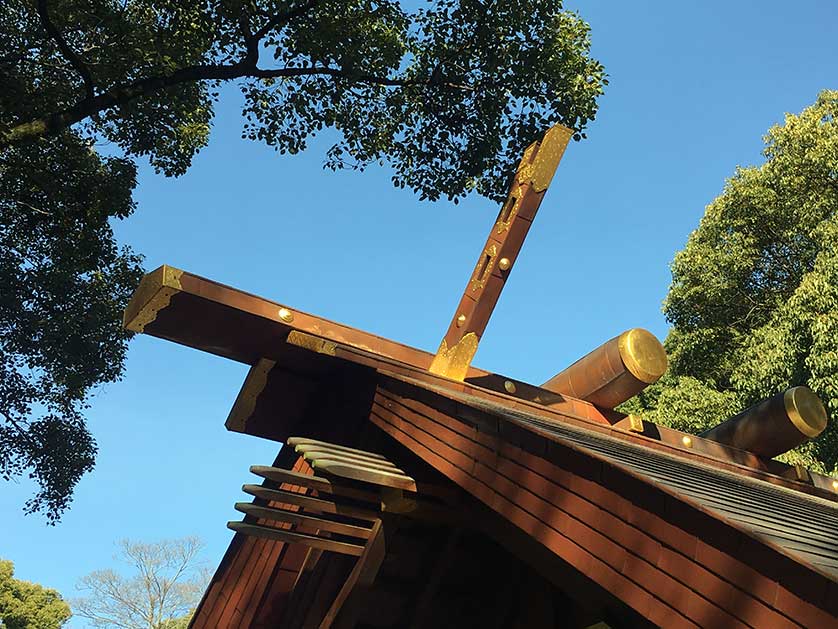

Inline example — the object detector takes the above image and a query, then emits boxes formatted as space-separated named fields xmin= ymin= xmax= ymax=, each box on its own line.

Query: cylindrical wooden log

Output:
xmin=700 ymin=387 xmax=827 ymax=458
xmin=541 ymin=328 xmax=668 ymax=409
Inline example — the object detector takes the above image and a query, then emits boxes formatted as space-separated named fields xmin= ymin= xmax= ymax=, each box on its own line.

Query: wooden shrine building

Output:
xmin=124 ymin=126 xmax=838 ymax=628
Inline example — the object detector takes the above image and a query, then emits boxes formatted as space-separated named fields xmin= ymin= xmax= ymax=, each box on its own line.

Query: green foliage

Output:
xmin=0 ymin=559 xmax=71 ymax=629
xmin=0 ymin=1 xmax=605 ymax=522
xmin=0 ymin=132 xmax=144 ymax=523
xmin=2 ymin=0 xmax=605 ymax=201
xmin=624 ymin=91 xmax=838 ymax=472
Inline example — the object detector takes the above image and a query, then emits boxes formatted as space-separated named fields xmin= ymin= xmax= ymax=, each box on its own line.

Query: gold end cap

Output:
xmin=122 ymin=265 xmax=184 ymax=332
xmin=617 ymin=328 xmax=669 ymax=384
xmin=784 ymin=386 xmax=827 ymax=438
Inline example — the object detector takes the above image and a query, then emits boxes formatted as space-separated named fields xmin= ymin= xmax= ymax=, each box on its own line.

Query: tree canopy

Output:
xmin=0 ymin=0 xmax=605 ymax=522
xmin=622 ymin=90 xmax=838 ymax=473
xmin=0 ymin=559 xmax=71 ymax=629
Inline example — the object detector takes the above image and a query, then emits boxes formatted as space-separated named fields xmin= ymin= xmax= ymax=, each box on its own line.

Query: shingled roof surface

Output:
xmin=418 ymin=381 xmax=838 ymax=580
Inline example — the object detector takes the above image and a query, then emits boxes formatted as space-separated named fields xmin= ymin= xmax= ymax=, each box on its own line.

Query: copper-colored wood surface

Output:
xmin=123 ymin=264 xmax=489 ymax=376
xmin=192 ymin=453 xmax=315 ymax=629
xmin=234 ymin=503 xmax=373 ymax=540
xmin=227 ymin=522 xmax=366 ymax=557
xmin=701 ymin=387 xmax=828 ymax=458
xmin=249 ymin=466 xmax=381 ymax=505
xmin=430 ymin=125 xmax=572 ymax=381
xmin=541 ymin=329 xmax=668 ymax=409
xmin=319 ymin=518 xmax=386 ymax=628
xmin=369 ymin=379 xmax=837 ymax=629
xmin=243 ymin=484 xmax=380 ymax=522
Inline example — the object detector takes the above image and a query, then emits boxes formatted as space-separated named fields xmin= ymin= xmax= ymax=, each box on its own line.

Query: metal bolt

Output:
xmin=504 ymin=380 xmax=517 ymax=394
xmin=278 ymin=308 xmax=294 ymax=323
xmin=498 ymin=257 xmax=511 ymax=271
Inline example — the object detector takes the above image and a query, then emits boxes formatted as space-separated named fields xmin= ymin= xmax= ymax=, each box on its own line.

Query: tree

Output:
xmin=73 ymin=537 xmax=207 ymax=629
xmin=1 ymin=1 xmax=606 ymax=522
xmin=622 ymin=90 xmax=838 ymax=473
xmin=0 ymin=559 xmax=71 ymax=629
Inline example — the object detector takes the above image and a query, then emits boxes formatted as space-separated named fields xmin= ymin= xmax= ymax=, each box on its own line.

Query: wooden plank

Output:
xmin=299 ymin=449 xmax=402 ymax=472
xmin=320 ymin=519 xmax=387 ymax=628
xmin=311 ymin=459 xmax=418 ymax=492
xmin=195 ymin=451 xmax=309 ymax=629
xmin=123 ymin=265 xmax=490 ymax=376
xmin=250 ymin=465 xmax=381 ymax=504
xmin=235 ymin=503 xmax=373 ymax=540
xmin=366 ymin=409 xmax=678 ymax=626
xmin=243 ymin=484 xmax=380 ymax=522
xmin=370 ymin=391 xmax=823 ymax=629
xmin=228 ymin=522 xmax=366 ymax=557
xmin=295 ymin=446 xmax=402 ymax=472
xmin=287 ymin=437 xmax=390 ymax=461
xmin=429 ymin=125 xmax=572 ymax=381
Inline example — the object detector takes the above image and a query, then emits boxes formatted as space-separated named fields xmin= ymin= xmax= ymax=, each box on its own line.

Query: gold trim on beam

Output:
xmin=225 ymin=358 xmax=276 ymax=431
xmin=287 ymin=330 xmax=337 ymax=356
xmin=123 ymin=265 xmax=184 ymax=333
xmin=428 ymin=333 xmax=479 ymax=382
xmin=528 ymin=124 xmax=573 ymax=192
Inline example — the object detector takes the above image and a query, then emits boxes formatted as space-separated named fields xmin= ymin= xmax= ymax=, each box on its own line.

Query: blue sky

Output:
xmin=2 ymin=2 xmax=836 ymax=624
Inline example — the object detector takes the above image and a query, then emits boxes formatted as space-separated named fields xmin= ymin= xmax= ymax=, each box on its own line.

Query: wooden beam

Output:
xmin=123 ymin=264 xmax=489 ymax=376
xmin=287 ymin=437 xmax=390 ymax=461
xmin=234 ymin=503 xmax=374 ymax=540
xmin=243 ymin=484 xmax=380 ymax=522
xmin=249 ymin=466 xmax=381 ymax=504
xmin=227 ymin=522 xmax=366 ymax=556
xmin=429 ymin=124 xmax=573 ymax=381
xmin=311 ymin=459 xmax=418 ymax=492
xmin=320 ymin=519 xmax=387 ymax=628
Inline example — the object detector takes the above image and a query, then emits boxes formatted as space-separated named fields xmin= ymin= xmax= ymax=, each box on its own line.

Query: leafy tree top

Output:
xmin=624 ymin=90 xmax=838 ymax=473
xmin=3 ymin=0 xmax=606 ymax=202
xmin=1 ymin=0 xmax=605 ymax=523
xmin=0 ymin=559 xmax=71 ymax=629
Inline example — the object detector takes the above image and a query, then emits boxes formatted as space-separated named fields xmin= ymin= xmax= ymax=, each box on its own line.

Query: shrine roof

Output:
xmin=402 ymin=376 xmax=838 ymax=579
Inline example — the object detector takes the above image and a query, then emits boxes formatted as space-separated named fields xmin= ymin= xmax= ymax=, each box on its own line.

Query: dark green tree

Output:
xmin=0 ymin=1 xmax=605 ymax=522
xmin=0 ymin=559 xmax=71 ymax=629
xmin=622 ymin=90 xmax=838 ymax=473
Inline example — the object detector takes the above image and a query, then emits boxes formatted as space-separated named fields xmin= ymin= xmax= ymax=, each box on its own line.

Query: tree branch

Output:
xmin=1 ymin=63 xmax=426 ymax=148
xmin=36 ymin=0 xmax=95 ymax=99
xmin=253 ymin=0 xmax=319 ymax=41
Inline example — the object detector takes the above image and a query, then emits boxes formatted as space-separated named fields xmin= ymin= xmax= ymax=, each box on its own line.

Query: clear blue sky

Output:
xmin=2 ymin=2 xmax=836 ymax=624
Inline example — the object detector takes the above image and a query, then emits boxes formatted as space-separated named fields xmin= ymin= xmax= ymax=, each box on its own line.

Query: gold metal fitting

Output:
xmin=832 ymin=479 xmax=838 ymax=491
xmin=618 ymin=328 xmax=669 ymax=384
xmin=784 ymin=386 xmax=828 ymax=438
xmin=498 ymin=257 xmax=511 ymax=271
xmin=456 ymin=314 xmax=467 ymax=328
xmin=628 ymin=414 xmax=644 ymax=433
xmin=504 ymin=380 xmax=517 ymax=394
xmin=278 ymin=308 xmax=294 ymax=323
xmin=681 ymin=436 xmax=693 ymax=448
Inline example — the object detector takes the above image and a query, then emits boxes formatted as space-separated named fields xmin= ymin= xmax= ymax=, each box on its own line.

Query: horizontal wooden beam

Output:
xmin=123 ymin=265 xmax=488 ymax=375
xmin=235 ymin=503 xmax=373 ymax=540
xmin=227 ymin=522 xmax=366 ymax=556
xmin=249 ymin=466 xmax=381 ymax=504
xmin=243 ymin=484 xmax=380 ymax=522
xmin=311 ymin=459 xmax=418 ymax=492
xmin=287 ymin=437 xmax=390 ymax=461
